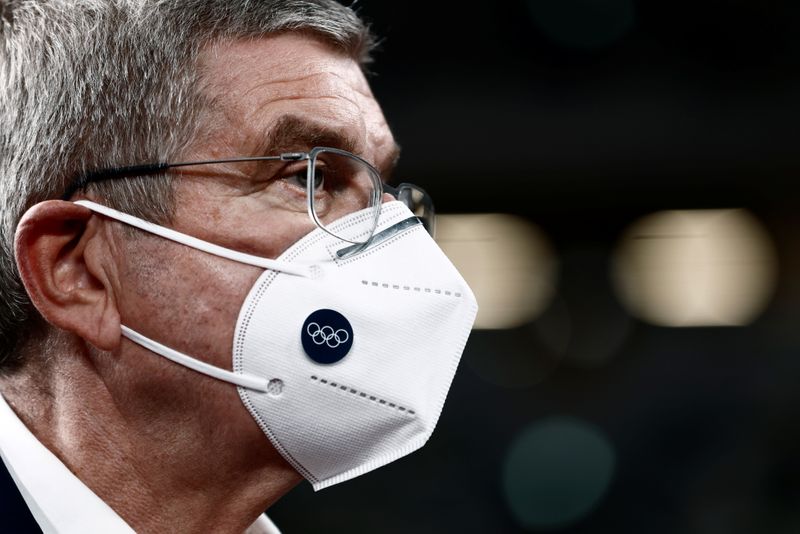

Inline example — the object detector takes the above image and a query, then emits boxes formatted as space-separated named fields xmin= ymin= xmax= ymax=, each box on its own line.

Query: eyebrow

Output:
xmin=262 ymin=115 xmax=358 ymax=154
xmin=261 ymin=114 xmax=402 ymax=178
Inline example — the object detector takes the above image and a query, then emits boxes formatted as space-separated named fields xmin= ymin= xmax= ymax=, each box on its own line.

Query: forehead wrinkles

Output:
xmin=194 ymin=36 xmax=391 ymax=161
xmin=206 ymin=72 xmax=379 ymax=157
xmin=243 ymin=71 xmax=372 ymax=122
xmin=201 ymin=37 xmax=373 ymax=116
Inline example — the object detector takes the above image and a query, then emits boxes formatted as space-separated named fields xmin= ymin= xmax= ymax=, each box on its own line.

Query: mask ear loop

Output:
xmin=121 ymin=326 xmax=269 ymax=392
xmin=73 ymin=200 xmax=315 ymax=278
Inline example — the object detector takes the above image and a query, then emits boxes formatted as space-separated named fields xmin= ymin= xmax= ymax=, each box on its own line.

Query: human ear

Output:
xmin=14 ymin=200 xmax=121 ymax=351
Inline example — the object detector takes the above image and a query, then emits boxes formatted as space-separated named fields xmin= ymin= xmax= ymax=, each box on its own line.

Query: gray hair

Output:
xmin=0 ymin=0 xmax=375 ymax=371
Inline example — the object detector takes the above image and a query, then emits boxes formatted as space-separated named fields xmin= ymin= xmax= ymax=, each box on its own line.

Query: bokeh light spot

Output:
xmin=436 ymin=214 xmax=557 ymax=329
xmin=612 ymin=209 xmax=778 ymax=327
xmin=503 ymin=417 xmax=615 ymax=530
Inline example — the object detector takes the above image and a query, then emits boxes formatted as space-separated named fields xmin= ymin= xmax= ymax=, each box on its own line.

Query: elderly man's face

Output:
xmin=103 ymin=33 xmax=396 ymax=463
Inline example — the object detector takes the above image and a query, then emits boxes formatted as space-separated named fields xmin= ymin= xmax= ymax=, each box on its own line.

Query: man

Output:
xmin=0 ymin=1 xmax=477 ymax=532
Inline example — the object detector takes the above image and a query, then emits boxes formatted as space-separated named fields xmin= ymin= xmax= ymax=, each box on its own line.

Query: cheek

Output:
xmin=174 ymin=183 xmax=318 ymax=260
xmin=205 ymin=209 xmax=318 ymax=260
xmin=117 ymin=233 xmax=262 ymax=368
xmin=248 ymin=213 xmax=318 ymax=256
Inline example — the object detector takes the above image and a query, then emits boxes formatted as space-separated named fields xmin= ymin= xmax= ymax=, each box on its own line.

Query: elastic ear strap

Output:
xmin=74 ymin=200 xmax=312 ymax=278
xmin=121 ymin=325 xmax=270 ymax=392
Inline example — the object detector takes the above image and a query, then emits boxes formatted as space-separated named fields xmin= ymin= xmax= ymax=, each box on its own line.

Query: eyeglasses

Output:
xmin=61 ymin=146 xmax=435 ymax=251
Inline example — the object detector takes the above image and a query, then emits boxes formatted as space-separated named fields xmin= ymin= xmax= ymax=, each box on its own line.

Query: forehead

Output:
xmin=195 ymin=33 xmax=390 ymax=158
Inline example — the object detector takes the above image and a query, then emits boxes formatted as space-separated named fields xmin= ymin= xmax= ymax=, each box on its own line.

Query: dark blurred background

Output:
xmin=269 ymin=1 xmax=800 ymax=532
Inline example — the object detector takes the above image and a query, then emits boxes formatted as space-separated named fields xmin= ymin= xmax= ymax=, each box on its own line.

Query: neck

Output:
xmin=0 ymin=336 xmax=301 ymax=534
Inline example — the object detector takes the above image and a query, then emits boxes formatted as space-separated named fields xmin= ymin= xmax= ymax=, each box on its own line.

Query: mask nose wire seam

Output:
xmin=121 ymin=325 xmax=270 ymax=392
xmin=72 ymin=200 xmax=313 ymax=278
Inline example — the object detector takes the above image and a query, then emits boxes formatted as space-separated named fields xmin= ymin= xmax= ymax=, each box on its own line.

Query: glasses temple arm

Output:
xmin=60 ymin=155 xmax=290 ymax=200
xmin=61 ymin=163 xmax=170 ymax=200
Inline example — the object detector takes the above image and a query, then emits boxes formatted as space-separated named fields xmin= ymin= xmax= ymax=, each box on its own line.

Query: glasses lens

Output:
xmin=308 ymin=148 xmax=382 ymax=245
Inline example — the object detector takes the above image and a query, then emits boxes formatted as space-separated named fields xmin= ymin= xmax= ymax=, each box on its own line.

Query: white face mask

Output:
xmin=75 ymin=199 xmax=478 ymax=490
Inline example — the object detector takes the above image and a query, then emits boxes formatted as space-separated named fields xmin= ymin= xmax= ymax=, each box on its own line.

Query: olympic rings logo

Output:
xmin=306 ymin=322 xmax=350 ymax=348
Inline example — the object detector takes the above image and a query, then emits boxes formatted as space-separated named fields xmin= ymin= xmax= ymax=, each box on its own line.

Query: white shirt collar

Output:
xmin=0 ymin=394 xmax=281 ymax=534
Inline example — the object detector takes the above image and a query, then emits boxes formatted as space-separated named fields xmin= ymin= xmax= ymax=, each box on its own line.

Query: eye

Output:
xmin=284 ymin=166 xmax=324 ymax=191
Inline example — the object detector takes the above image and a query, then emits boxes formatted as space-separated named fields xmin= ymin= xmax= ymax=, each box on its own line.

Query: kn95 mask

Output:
xmin=74 ymin=199 xmax=478 ymax=490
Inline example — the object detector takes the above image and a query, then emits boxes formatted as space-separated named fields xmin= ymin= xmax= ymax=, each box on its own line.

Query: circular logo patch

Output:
xmin=301 ymin=309 xmax=354 ymax=364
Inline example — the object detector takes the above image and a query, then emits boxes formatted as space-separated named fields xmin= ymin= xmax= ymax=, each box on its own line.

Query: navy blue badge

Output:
xmin=301 ymin=309 xmax=354 ymax=364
